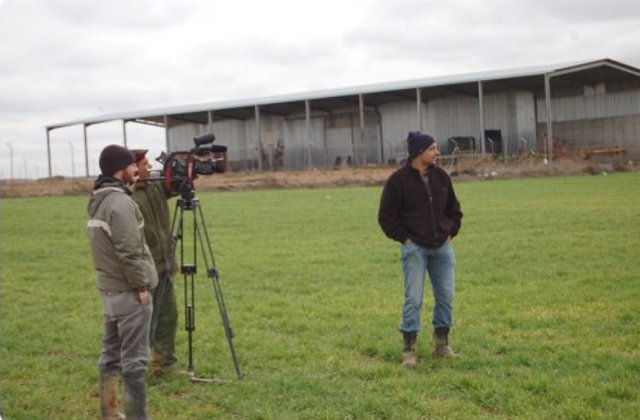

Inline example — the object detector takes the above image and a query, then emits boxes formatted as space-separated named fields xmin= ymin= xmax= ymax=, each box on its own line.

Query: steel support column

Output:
xmin=416 ymin=88 xmax=423 ymax=130
xmin=305 ymin=100 xmax=312 ymax=168
xmin=254 ymin=105 xmax=263 ymax=171
xmin=163 ymin=115 xmax=170 ymax=151
xmin=478 ymin=81 xmax=486 ymax=154
xmin=83 ymin=124 xmax=90 ymax=177
xmin=46 ymin=128 xmax=52 ymax=178
xmin=358 ymin=94 xmax=366 ymax=166
xmin=544 ymin=73 xmax=553 ymax=162
xmin=122 ymin=120 xmax=128 ymax=147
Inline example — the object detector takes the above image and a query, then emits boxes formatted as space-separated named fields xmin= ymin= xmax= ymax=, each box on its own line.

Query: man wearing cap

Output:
xmin=87 ymin=144 xmax=158 ymax=419
xmin=378 ymin=131 xmax=463 ymax=368
xmin=130 ymin=148 xmax=179 ymax=377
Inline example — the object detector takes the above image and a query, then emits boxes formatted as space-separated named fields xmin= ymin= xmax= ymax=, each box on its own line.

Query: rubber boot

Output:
xmin=401 ymin=331 xmax=418 ymax=368
xmin=432 ymin=327 xmax=459 ymax=358
xmin=123 ymin=371 xmax=149 ymax=420
xmin=150 ymin=350 xmax=167 ymax=377
xmin=100 ymin=371 xmax=125 ymax=420
xmin=151 ymin=349 xmax=177 ymax=377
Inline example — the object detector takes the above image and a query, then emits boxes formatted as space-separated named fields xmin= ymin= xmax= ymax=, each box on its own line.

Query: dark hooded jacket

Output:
xmin=378 ymin=164 xmax=462 ymax=248
xmin=87 ymin=176 xmax=158 ymax=292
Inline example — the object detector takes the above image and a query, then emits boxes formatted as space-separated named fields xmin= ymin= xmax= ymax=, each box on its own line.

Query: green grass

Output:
xmin=1 ymin=172 xmax=639 ymax=419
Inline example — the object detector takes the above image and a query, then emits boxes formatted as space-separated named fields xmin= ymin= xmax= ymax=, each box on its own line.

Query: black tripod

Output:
xmin=164 ymin=187 xmax=243 ymax=381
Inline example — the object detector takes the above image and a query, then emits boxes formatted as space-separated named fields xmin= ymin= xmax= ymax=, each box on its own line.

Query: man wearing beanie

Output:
xmin=130 ymin=148 xmax=179 ymax=378
xmin=378 ymin=131 xmax=463 ymax=368
xmin=87 ymin=144 xmax=158 ymax=419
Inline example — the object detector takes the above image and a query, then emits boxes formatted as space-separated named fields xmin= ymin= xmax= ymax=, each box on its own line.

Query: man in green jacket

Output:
xmin=131 ymin=149 xmax=179 ymax=376
xmin=88 ymin=144 xmax=158 ymax=419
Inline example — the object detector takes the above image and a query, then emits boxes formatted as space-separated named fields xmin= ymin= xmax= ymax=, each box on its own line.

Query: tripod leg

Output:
xmin=193 ymin=201 xmax=244 ymax=380
xmin=185 ymin=273 xmax=195 ymax=374
xmin=174 ymin=198 xmax=200 ymax=378
xmin=210 ymin=269 xmax=244 ymax=380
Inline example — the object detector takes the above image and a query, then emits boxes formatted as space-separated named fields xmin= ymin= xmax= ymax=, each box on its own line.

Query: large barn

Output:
xmin=46 ymin=58 xmax=640 ymax=176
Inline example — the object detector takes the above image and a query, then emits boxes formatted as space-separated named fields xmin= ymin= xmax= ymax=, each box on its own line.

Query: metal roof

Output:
xmin=47 ymin=58 xmax=640 ymax=130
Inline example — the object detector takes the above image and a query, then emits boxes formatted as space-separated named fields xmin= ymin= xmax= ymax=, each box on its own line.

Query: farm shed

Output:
xmin=46 ymin=58 xmax=640 ymax=177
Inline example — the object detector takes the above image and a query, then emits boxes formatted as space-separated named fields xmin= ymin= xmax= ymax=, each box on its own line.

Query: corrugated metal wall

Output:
xmin=282 ymin=117 xmax=324 ymax=170
xmin=379 ymin=101 xmax=419 ymax=163
xmin=167 ymin=87 xmax=640 ymax=170
xmin=536 ymin=87 xmax=640 ymax=156
xmin=168 ymin=112 xmax=381 ymax=171
xmin=379 ymin=91 xmax=538 ymax=160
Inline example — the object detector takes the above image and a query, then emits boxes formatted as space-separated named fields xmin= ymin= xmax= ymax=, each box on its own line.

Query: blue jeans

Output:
xmin=399 ymin=242 xmax=456 ymax=333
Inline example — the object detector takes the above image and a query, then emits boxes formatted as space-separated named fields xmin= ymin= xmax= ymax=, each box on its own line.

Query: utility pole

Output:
xmin=68 ymin=141 xmax=76 ymax=178
xmin=5 ymin=142 xmax=13 ymax=180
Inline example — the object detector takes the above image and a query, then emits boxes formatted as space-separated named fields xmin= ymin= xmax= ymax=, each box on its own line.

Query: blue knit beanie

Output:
xmin=407 ymin=131 xmax=435 ymax=159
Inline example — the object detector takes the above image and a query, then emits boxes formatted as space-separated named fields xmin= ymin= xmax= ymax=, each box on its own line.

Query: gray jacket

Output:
xmin=87 ymin=176 xmax=158 ymax=292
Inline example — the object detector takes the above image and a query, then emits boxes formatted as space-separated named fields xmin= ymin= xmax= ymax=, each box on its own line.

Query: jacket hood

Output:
xmin=87 ymin=176 xmax=131 ymax=217
xmin=93 ymin=174 xmax=126 ymax=190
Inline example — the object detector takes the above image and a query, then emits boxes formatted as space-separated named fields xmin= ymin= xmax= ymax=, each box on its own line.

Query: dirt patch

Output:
xmin=0 ymin=159 xmax=634 ymax=198
xmin=0 ymin=168 xmax=396 ymax=198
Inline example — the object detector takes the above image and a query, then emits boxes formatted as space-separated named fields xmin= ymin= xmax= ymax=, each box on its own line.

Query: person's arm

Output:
xmin=110 ymin=196 xmax=156 ymax=290
xmin=378 ymin=177 xmax=410 ymax=244
xmin=444 ymin=177 xmax=462 ymax=239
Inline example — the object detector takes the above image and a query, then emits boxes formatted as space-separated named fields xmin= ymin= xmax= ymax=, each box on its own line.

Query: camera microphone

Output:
xmin=193 ymin=133 xmax=216 ymax=146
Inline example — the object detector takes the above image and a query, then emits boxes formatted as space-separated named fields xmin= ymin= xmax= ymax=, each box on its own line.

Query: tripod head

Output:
xmin=179 ymin=180 xmax=196 ymax=203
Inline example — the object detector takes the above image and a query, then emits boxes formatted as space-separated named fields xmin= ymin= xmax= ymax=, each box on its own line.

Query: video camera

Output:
xmin=156 ymin=133 xmax=227 ymax=198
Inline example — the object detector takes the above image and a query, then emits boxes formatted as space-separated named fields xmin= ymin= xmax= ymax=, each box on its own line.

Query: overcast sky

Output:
xmin=1 ymin=0 xmax=640 ymax=179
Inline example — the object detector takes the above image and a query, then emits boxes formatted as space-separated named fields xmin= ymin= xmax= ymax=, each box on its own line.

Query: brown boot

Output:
xmin=151 ymin=349 xmax=178 ymax=377
xmin=401 ymin=331 xmax=418 ymax=368
xmin=432 ymin=327 xmax=459 ymax=358
xmin=100 ymin=371 xmax=125 ymax=419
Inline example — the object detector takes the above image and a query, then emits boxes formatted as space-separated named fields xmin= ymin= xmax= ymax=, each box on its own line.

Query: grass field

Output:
xmin=1 ymin=172 xmax=639 ymax=419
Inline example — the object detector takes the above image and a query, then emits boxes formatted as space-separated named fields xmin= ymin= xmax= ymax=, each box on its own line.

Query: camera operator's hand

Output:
xmin=138 ymin=289 xmax=150 ymax=305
